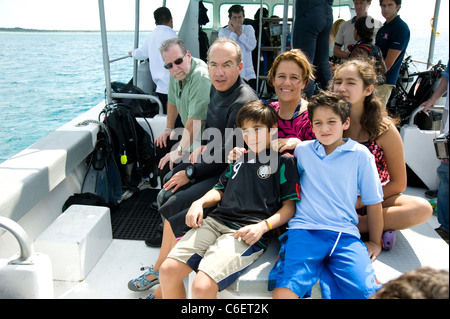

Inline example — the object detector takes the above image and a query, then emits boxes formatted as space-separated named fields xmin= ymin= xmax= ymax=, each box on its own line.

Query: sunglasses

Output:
xmin=164 ymin=53 xmax=186 ymax=70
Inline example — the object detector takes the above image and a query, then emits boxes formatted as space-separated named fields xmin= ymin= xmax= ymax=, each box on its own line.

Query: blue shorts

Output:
xmin=268 ymin=229 xmax=381 ymax=299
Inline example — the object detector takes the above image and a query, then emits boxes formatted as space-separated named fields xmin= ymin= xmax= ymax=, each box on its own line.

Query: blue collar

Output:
xmin=313 ymin=138 xmax=359 ymax=157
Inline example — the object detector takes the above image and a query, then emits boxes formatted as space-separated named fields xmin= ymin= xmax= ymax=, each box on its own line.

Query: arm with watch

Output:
xmin=161 ymin=162 xmax=197 ymax=194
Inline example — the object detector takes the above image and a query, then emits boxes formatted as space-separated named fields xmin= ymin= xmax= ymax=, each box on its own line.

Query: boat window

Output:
xmin=219 ymin=3 xmax=269 ymax=27
xmin=332 ymin=5 xmax=352 ymax=21
xmin=273 ymin=4 xmax=293 ymax=19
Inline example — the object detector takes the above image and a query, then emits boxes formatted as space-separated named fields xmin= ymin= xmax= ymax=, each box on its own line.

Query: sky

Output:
xmin=0 ymin=0 xmax=167 ymax=31
xmin=0 ymin=0 xmax=448 ymax=32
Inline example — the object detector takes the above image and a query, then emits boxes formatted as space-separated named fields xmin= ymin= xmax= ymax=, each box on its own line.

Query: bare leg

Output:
xmin=138 ymin=220 xmax=178 ymax=298
xmin=358 ymin=194 xmax=433 ymax=233
xmin=154 ymin=219 xmax=178 ymax=270
xmin=191 ymin=271 xmax=219 ymax=299
xmin=159 ymin=258 xmax=193 ymax=299
xmin=273 ymin=287 xmax=298 ymax=299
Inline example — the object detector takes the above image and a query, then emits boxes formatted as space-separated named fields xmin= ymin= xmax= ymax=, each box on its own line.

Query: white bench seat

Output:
xmin=34 ymin=205 xmax=112 ymax=282
xmin=219 ymin=215 xmax=449 ymax=299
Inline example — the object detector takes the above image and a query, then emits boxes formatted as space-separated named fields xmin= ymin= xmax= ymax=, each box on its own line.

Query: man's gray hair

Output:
xmin=207 ymin=38 xmax=242 ymax=65
xmin=160 ymin=38 xmax=188 ymax=55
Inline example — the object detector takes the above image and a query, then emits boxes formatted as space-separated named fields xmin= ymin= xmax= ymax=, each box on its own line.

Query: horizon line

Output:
xmin=0 ymin=27 xmax=156 ymax=33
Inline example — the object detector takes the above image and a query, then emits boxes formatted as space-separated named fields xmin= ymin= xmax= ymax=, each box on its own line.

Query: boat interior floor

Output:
xmin=49 ymin=185 xmax=449 ymax=299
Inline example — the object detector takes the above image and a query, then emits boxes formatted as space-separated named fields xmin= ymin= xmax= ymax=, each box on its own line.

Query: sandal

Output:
xmin=139 ymin=293 xmax=155 ymax=300
xmin=128 ymin=266 xmax=159 ymax=292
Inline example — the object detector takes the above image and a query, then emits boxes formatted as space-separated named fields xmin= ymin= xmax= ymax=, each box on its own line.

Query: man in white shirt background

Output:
xmin=219 ymin=5 xmax=257 ymax=90
xmin=333 ymin=0 xmax=382 ymax=60
xmin=129 ymin=7 xmax=178 ymax=113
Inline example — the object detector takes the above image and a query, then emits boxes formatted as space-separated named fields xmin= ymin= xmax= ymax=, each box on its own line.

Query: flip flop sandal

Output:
xmin=128 ymin=266 xmax=159 ymax=292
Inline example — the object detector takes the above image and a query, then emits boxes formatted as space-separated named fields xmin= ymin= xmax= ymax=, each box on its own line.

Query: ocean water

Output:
xmin=0 ymin=31 xmax=136 ymax=163
xmin=0 ymin=29 xmax=449 ymax=163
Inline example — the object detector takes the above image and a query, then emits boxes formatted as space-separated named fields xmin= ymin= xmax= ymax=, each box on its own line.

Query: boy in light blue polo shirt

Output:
xmin=269 ymin=91 xmax=384 ymax=299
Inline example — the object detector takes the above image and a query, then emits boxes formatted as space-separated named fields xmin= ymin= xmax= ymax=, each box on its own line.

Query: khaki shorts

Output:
xmin=167 ymin=217 xmax=265 ymax=291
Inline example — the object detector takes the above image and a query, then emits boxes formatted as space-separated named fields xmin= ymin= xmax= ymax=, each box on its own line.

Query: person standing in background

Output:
xmin=292 ymin=0 xmax=333 ymax=98
xmin=375 ymin=0 xmax=410 ymax=99
xmin=333 ymin=0 xmax=382 ymax=60
xmin=420 ymin=61 xmax=449 ymax=244
xmin=219 ymin=5 xmax=257 ymax=90
xmin=329 ymin=19 xmax=345 ymax=59
xmin=129 ymin=7 xmax=178 ymax=114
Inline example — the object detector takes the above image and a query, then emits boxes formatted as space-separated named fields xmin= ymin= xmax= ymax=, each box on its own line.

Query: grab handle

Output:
xmin=408 ymin=106 xmax=443 ymax=126
xmin=0 ymin=216 xmax=33 ymax=264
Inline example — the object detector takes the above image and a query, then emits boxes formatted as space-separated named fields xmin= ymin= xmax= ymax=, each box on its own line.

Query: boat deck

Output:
xmin=52 ymin=186 xmax=449 ymax=299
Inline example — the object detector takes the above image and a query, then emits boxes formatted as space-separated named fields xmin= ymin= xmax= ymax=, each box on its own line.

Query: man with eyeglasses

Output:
xmin=219 ymin=5 xmax=257 ymax=90
xmin=155 ymin=38 xmax=211 ymax=183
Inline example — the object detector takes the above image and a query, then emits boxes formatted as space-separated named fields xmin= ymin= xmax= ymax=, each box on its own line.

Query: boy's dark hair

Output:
xmin=228 ymin=4 xmax=245 ymax=18
xmin=308 ymin=91 xmax=351 ymax=124
xmin=236 ymin=100 xmax=278 ymax=129
xmin=154 ymin=7 xmax=172 ymax=25
xmin=380 ymin=0 xmax=401 ymax=6
xmin=371 ymin=267 xmax=449 ymax=299
xmin=355 ymin=16 xmax=375 ymax=43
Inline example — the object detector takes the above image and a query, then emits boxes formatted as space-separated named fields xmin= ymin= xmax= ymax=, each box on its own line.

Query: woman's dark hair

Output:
xmin=331 ymin=59 xmax=399 ymax=141
xmin=355 ymin=16 xmax=375 ymax=44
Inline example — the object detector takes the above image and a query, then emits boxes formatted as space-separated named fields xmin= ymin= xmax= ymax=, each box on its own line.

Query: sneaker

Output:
xmin=145 ymin=231 xmax=162 ymax=247
xmin=381 ymin=230 xmax=396 ymax=251
xmin=425 ymin=189 xmax=438 ymax=199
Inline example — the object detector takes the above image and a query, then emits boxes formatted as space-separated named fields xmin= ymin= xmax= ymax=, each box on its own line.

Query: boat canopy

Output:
xmin=98 ymin=0 xmax=441 ymax=104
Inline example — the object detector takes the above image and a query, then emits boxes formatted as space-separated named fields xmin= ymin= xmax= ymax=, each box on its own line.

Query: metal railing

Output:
xmin=256 ymin=0 xmax=293 ymax=94
xmin=98 ymin=0 xmax=163 ymax=114
xmin=0 ymin=217 xmax=33 ymax=264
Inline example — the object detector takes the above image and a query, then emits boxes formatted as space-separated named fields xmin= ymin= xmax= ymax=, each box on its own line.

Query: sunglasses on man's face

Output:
xmin=164 ymin=53 xmax=186 ymax=70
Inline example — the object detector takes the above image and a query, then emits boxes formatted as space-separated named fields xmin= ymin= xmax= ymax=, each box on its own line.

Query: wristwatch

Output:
xmin=185 ymin=165 xmax=196 ymax=182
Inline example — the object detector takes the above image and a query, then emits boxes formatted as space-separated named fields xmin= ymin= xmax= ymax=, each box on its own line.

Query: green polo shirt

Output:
xmin=168 ymin=57 xmax=211 ymax=125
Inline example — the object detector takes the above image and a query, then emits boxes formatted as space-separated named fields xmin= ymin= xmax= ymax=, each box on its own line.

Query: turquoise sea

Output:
xmin=0 ymin=31 xmax=134 ymax=163
xmin=0 ymin=29 xmax=449 ymax=163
